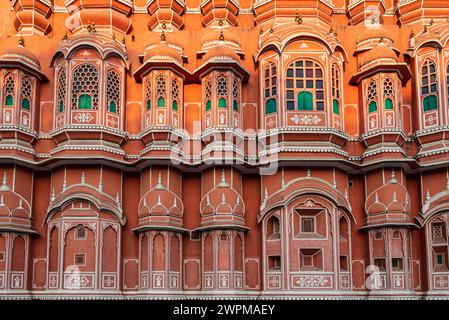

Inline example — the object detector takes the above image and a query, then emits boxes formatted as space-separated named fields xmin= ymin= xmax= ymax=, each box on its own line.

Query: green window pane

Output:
xmin=368 ymin=101 xmax=377 ymax=113
xmin=172 ymin=100 xmax=178 ymax=111
xmin=384 ymin=98 xmax=393 ymax=110
xmin=21 ymin=98 xmax=30 ymax=110
xmin=392 ymin=259 xmax=398 ymax=268
xmin=78 ymin=94 xmax=92 ymax=109
xmin=423 ymin=95 xmax=438 ymax=111
xmin=157 ymin=96 xmax=165 ymax=108
xmin=5 ymin=95 xmax=13 ymax=106
xmin=218 ymin=97 xmax=227 ymax=108
xmin=265 ymin=98 xmax=276 ymax=114
xmin=332 ymin=99 xmax=340 ymax=115
xmin=146 ymin=99 xmax=151 ymax=111
xmin=206 ymin=100 xmax=212 ymax=111
xmin=109 ymin=101 xmax=117 ymax=113
xmin=233 ymin=100 xmax=238 ymax=112
xmin=437 ymin=254 xmax=444 ymax=265
xmin=297 ymin=91 xmax=313 ymax=110
xmin=59 ymin=100 xmax=64 ymax=113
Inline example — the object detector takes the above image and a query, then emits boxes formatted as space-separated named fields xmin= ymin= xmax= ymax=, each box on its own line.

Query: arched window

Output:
xmin=157 ymin=96 xmax=165 ymax=107
xmin=367 ymin=80 xmax=378 ymax=113
xmin=286 ymin=59 xmax=324 ymax=111
xmin=331 ymin=63 xmax=341 ymax=115
xmin=56 ymin=69 xmax=67 ymax=113
xmin=297 ymin=91 xmax=313 ymax=110
xmin=264 ymin=62 xmax=277 ymax=114
xmin=3 ymin=75 xmax=15 ymax=106
xmin=71 ymin=64 xmax=99 ymax=110
xmin=265 ymin=98 xmax=276 ymax=114
xmin=267 ymin=216 xmax=281 ymax=239
xmin=78 ymin=94 xmax=92 ymax=109
xmin=217 ymin=75 xmax=228 ymax=108
xmin=383 ymin=77 xmax=394 ymax=110
xmin=75 ymin=225 xmax=86 ymax=240
xmin=155 ymin=74 xmax=166 ymax=108
xmin=171 ymin=78 xmax=180 ymax=111
xmin=145 ymin=78 xmax=152 ymax=111
xmin=384 ymin=98 xmax=393 ymax=110
xmin=421 ymin=59 xmax=438 ymax=111
xmin=232 ymin=78 xmax=240 ymax=112
xmin=218 ymin=97 xmax=227 ymax=108
xmin=204 ymin=77 xmax=212 ymax=112
xmin=20 ymin=78 xmax=32 ymax=110
xmin=106 ymin=70 xmax=120 ymax=114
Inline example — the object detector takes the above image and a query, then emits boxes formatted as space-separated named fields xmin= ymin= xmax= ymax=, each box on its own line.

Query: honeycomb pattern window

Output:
xmin=171 ymin=78 xmax=180 ymax=111
xmin=286 ymin=60 xmax=324 ymax=111
xmin=383 ymin=77 xmax=394 ymax=110
xmin=421 ymin=59 xmax=438 ymax=112
xmin=232 ymin=78 xmax=240 ymax=112
xmin=3 ymin=75 xmax=15 ymax=106
xmin=56 ymin=68 xmax=67 ymax=113
xmin=264 ymin=62 xmax=277 ymax=114
xmin=204 ymin=77 xmax=212 ymax=112
xmin=217 ymin=75 xmax=228 ymax=108
xmin=71 ymin=64 xmax=99 ymax=110
xmin=331 ymin=63 xmax=341 ymax=115
xmin=156 ymin=74 xmax=166 ymax=108
xmin=145 ymin=78 xmax=152 ymax=111
xmin=367 ymin=80 xmax=378 ymax=113
xmin=106 ymin=70 xmax=120 ymax=114
xmin=20 ymin=77 xmax=32 ymax=110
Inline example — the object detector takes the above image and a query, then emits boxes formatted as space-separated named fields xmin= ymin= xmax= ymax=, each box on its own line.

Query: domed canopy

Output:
xmin=0 ymin=174 xmax=35 ymax=234
xmin=359 ymin=42 xmax=398 ymax=68
xmin=350 ymin=42 xmax=411 ymax=86
xmin=135 ymin=172 xmax=185 ymax=232
xmin=133 ymin=33 xmax=190 ymax=83
xmin=0 ymin=43 xmax=47 ymax=81
xmin=363 ymin=171 xmax=415 ymax=229
xmin=198 ymin=170 xmax=246 ymax=231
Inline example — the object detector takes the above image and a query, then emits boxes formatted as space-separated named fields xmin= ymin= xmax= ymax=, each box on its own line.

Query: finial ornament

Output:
xmin=62 ymin=32 xmax=68 ymax=41
xmin=0 ymin=172 xmax=9 ymax=191
xmin=18 ymin=35 xmax=24 ymax=47
xmin=156 ymin=172 xmax=164 ymax=190
xmin=162 ymin=20 xmax=167 ymax=30
xmin=430 ymin=19 xmax=434 ymax=26
xmin=306 ymin=168 xmax=311 ymax=177
xmin=295 ymin=11 xmax=303 ymax=24
xmin=423 ymin=24 xmax=428 ymax=33
xmin=426 ymin=189 xmax=430 ymax=202
xmin=51 ymin=188 xmax=55 ymax=202
xmin=389 ymin=169 xmax=398 ymax=184
xmin=112 ymin=33 xmax=116 ymax=41
xmin=219 ymin=30 xmax=224 ymax=41
xmin=219 ymin=18 xmax=224 ymax=27
xmin=446 ymin=177 xmax=449 ymax=190
xmin=217 ymin=168 xmax=229 ymax=188
xmin=161 ymin=30 xmax=166 ymax=42
xmin=122 ymin=35 xmax=126 ymax=45
xmin=81 ymin=172 xmax=85 ymax=184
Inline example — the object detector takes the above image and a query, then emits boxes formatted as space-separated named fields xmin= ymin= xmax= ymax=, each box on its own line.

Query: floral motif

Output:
xmin=290 ymin=114 xmax=322 ymax=125
xmin=74 ymin=112 xmax=94 ymax=123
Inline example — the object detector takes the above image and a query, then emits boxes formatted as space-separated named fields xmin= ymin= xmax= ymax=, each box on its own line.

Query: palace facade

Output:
xmin=1 ymin=0 xmax=449 ymax=299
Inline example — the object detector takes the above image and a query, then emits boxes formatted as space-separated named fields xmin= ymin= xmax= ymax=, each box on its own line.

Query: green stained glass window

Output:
xmin=5 ymin=95 xmax=13 ymax=106
xmin=157 ymin=96 xmax=165 ymax=108
xmin=172 ymin=100 xmax=178 ymax=111
xmin=218 ymin=97 xmax=227 ymax=108
xmin=78 ymin=94 xmax=92 ymax=109
xmin=233 ymin=100 xmax=238 ymax=112
xmin=423 ymin=95 xmax=438 ymax=112
xmin=368 ymin=101 xmax=377 ymax=113
xmin=109 ymin=101 xmax=117 ymax=113
xmin=206 ymin=100 xmax=212 ymax=111
xmin=265 ymin=98 xmax=276 ymax=114
xmin=297 ymin=91 xmax=313 ymax=110
xmin=21 ymin=98 xmax=30 ymax=110
xmin=146 ymin=100 xmax=151 ymax=111
xmin=384 ymin=98 xmax=393 ymax=110
xmin=332 ymin=99 xmax=340 ymax=115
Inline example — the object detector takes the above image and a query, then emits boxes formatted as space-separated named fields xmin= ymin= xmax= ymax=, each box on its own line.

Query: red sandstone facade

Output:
xmin=0 ymin=0 xmax=449 ymax=299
